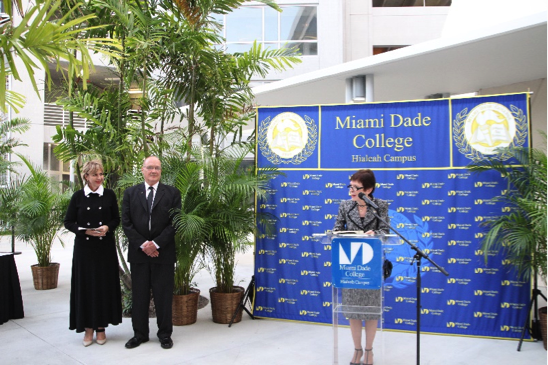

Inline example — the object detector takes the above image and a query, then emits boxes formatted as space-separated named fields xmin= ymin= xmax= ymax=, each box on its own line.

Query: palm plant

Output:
xmin=157 ymin=0 xmax=301 ymax=158
xmin=196 ymin=143 xmax=279 ymax=293
xmin=14 ymin=155 xmax=72 ymax=267
xmin=0 ymin=117 xmax=29 ymax=176
xmin=0 ymin=0 xmax=120 ymax=112
xmin=0 ymin=177 xmax=22 ymax=236
xmin=161 ymin=153 xmax=207 ymax=295
xmin=467 ymin=133 xmax=547 ymax=280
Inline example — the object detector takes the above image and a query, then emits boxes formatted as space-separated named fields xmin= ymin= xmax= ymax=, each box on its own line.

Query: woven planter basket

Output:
xmin=209 ymin=286 xmax=244 ymax=324
xmin=31 ymin=263 xmax=60 ymax=290
xmin=172 ymin=288 xmax=200 ymax=326
xmin=539 ymin=307 xmax=547 ymax=350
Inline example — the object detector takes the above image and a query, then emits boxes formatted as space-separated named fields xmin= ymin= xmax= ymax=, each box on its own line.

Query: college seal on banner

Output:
xmin=453 ymin=102 xmax=527 ymax=161
xmin=258 ymin=112 xmax=318 ymax=165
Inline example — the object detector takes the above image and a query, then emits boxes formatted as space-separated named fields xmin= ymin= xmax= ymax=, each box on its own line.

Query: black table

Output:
xmin=0 ymin=253 xmax=24 ymax=324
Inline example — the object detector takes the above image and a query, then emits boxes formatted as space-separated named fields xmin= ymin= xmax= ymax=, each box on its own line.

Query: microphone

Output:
xmin=358 ymin=192 xmax=378 ymax=209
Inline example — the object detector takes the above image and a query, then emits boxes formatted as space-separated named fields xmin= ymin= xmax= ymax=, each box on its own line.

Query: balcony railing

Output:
xmin=44 ymin=103 xmax=142 ymax=129
xmin=44 ymin=103 xmax=88 ymax=129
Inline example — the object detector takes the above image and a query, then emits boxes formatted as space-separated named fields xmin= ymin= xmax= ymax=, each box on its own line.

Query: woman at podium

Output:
xmin=333 ymin=169 xmax=390 ymax=365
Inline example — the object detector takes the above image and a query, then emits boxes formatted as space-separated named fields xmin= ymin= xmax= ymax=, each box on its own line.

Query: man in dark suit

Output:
xmin=122 ymin=156 xmax=181 ymax=349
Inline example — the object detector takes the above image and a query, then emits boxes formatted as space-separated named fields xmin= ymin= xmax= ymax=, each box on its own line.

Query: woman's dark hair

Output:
xmin=350 ymin=169 xmax=376 ymax=197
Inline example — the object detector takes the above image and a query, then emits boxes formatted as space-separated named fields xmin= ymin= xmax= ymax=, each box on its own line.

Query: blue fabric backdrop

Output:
xmin=254 ymin=93 xmax=531 ymax=339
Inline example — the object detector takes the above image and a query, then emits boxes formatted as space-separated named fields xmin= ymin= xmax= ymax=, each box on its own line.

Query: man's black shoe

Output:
xmin=125 ymin=337 xmax=149 ymax=349
xmin=160 ymin=337 xmax=173 ymax=349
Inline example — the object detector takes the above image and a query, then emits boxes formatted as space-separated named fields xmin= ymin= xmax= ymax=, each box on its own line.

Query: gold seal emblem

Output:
xmin=266 ymin=112 xmax=308 ymax=159
xmin=464 ymin=103 xmax=515 ymax=155
xmin=453 ymin=101 xmax=527 ymax=161
xmin=258 ymin=112 xmax=318 ymax=165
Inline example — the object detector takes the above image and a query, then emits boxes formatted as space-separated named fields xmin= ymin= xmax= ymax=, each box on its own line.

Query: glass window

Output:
xmin=209 ymin=13 xmax=225 ymax=38
xmin=373 ymin=0 xmax=451 ymax=6
xmin=226 ymin=43 xmax=254 ymax=54
xmin=210 ymin=12 xmax=224 ymax=24
xmin=43 ymin=144 xmax=49 ymax=170
xmin=373 ymin=46 xmax=406 ymax=55
xmin=263 ymin=42 xmax=279 ymax=50
xmin=264 ymin=7 xmax=278 ymax=42
xmin=43 ymin=143 xmax=59 ymax=171
xmin=49 ymin=150 xmax=59 ymax=171
xmin=221 ymin=5 xmax=317 ymax=56
xmin=425 ymin=0 xmax=452 ymax=5
xmin=282 ymin=42 xmax=317 ymax=56
xmin=280 ymin=6 xmax=317 ymax=41
xmin=226 ymin=7 xmax=262 ymax=42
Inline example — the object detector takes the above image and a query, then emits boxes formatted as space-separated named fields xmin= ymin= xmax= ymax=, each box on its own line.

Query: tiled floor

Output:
xmin=1 ymin=236 xmax=546 ymax=364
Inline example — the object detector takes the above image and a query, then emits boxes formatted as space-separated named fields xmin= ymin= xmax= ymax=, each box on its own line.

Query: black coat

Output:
xmin=122 ymin=182 xmax=181 ymax=264
xmin=64 ymin=188 xmax=122 ymax=332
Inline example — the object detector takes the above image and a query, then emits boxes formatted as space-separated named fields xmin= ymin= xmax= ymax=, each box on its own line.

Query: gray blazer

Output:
xmin=333 ymin=198 xmax=390 ymax=234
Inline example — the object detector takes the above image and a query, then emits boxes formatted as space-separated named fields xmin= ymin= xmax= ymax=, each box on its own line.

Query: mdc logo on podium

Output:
xmin=331 ymin=237 xmax=383 ymax=289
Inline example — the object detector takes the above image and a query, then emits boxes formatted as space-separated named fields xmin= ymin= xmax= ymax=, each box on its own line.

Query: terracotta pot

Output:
xmin=31 ymin=263 xmax=60 ymax=290
xmin=539 ymin=306 xmax=547 ymax=350
xmin=209 ymin=286 xmax=244 ymax=324
xmin=172 ymin=288 xmax=200 ymax=326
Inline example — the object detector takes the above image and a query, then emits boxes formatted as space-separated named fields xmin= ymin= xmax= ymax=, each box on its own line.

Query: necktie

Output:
xmin=147 ymin=186 xmax=154 ymax=214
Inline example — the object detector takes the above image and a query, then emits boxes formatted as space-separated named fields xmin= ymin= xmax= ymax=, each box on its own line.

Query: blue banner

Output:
xmin=254 ymin=93 xmax=531 ymax=339
xmin=332 ymin=237 xmax=383 ymax=289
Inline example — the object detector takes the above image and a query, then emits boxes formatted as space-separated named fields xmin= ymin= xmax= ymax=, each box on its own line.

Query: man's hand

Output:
xmin=142 ymin=241 xmax=159 ymax=257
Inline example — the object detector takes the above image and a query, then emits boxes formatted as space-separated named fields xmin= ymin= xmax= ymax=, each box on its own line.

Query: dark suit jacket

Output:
xmin=333 ymin=198 xmax=390 ymax=234
xmin=122 ymin=182 xmax=181 ymax=264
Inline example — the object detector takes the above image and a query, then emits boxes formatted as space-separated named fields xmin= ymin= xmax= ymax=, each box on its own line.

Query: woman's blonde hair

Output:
xmin=81 ymin=160 xmax=104 ymax=184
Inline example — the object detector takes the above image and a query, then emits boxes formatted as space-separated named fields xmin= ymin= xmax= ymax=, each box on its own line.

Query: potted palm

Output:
xmin=193 ymin=144 xmax=278 ymax=324
xmin=169 ymin=158 xmax=208 ymax=325
xmin=16 ymin=155 xmax=72 ymax=289
xmin=468 ymin=133 xmax=547 ymax=348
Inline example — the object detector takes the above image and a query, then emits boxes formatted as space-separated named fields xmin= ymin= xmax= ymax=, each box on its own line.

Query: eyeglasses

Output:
xmin=347 ymin=185 xmax=364 ymax=192
xmin=144 ymin=166 xmax=161 ymax=171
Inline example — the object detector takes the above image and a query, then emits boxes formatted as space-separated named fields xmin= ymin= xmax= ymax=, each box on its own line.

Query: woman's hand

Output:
xmin=86 ymin=225 xmax=108 ymax=237
xmin=364 ymin=230 xmax=375 ymax=235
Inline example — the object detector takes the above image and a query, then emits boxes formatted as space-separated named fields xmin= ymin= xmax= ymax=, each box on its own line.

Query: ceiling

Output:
xmin=252 ymin=12 xmax=547 ymax=107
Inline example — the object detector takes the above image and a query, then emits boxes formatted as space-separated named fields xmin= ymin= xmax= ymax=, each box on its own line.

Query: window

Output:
xmin=373 ymin=46 xmax=406 ymax=55
xmin=43 ymin=143 xmax=75 ymax=187
xmin=215 ymin=5 xmax=318 ymax=56
xmin=373 ymin=0 xmax=452 ymax=7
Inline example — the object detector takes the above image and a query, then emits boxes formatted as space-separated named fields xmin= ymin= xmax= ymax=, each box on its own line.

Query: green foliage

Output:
xmin=0 ymin=0 xmax=120 ymax=112
xmin=121 ymin=281 xmax=133 ymax=316
xmin=52 ymin=84 xmax=146 ymax=190
xmin=11 ymin=155 xmax=72 ymax=267
xmin=157 ymin=4 xmax=301 ymax=157
xmin=168 ymin=143 xmax=280 ymax=293
xmin=0 ymin=117 xmax=29 ymax=176
xmin=0 ymin=177 xmax=22 ymax=234
xmin=162 ymin=156 xmax=206 ymax=295
xmin=467 ymin=133 xmax=547 ymax=280
xmin=47 ymin=0 xmax=300 ymax=295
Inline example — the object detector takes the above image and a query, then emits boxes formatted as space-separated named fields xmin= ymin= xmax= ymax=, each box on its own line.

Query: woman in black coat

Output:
xmin=333 ymin=169 xmax=390 ymax=365
xmin=64 ymin=160 xmax=122 ymax=346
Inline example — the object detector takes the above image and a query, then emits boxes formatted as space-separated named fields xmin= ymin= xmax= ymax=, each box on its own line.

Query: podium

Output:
xmin=319 ymin=232 xmax=400 ymax=365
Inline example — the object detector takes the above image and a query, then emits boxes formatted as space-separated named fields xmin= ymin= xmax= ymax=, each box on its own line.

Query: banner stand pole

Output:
xmin=228 ymin=275 xmax=256 ymax=328
xmin=517 ymin=271 xmax=547 ymax=350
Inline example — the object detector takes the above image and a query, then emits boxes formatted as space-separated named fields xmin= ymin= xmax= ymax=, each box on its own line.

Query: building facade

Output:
xmin=10 ymin=1 xmax=452 ymax=180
